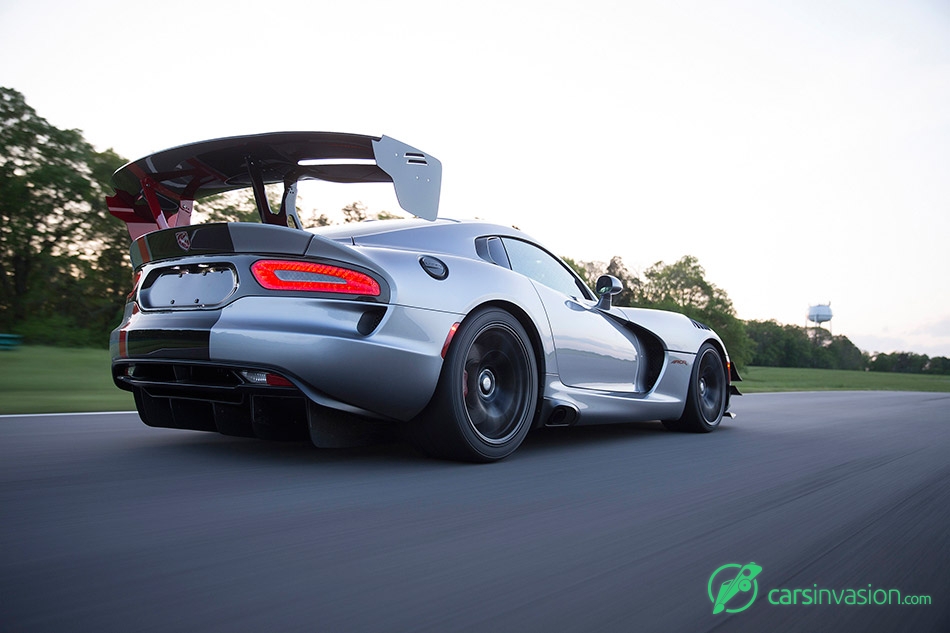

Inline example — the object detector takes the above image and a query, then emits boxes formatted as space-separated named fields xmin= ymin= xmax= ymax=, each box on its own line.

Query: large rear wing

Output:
xmin=107 ymin=132 xmax=442 ymax=239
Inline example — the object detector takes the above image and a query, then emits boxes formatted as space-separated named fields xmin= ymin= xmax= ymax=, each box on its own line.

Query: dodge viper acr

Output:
xmin=107 ymin=132 xmax=741 ymax=462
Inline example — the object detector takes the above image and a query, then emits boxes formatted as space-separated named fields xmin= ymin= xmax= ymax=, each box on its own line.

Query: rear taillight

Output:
xmin=250 ymin=260 xmax=381 ymax=296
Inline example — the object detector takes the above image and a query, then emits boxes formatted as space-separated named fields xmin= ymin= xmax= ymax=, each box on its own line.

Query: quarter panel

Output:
xmin=349 ymin=246 xmax=559 ymax=372
xmin=209 ymin=297 xmax=459 ymax=420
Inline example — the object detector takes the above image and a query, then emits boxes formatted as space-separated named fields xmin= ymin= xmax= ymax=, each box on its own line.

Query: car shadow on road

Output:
xmin=129 ymin=418 xmax=735 ymax=469
xmin=129 ymin=427 xmax=425 ymax=469
xmin=519 ymin=420 xmax=669 ymax=453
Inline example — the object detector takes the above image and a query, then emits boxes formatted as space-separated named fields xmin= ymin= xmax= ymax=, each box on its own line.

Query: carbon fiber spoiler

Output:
xmin=107 ymin=132 xmax=442 ymax=239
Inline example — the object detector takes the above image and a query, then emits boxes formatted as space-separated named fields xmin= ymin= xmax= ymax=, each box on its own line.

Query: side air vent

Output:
xmin=474 ymin=236 xmax=511 ymax=268
xmin=691 ymin=319 xmax=711 ymax=331
xmin=357 ymin=307 xmax=387 ymax=335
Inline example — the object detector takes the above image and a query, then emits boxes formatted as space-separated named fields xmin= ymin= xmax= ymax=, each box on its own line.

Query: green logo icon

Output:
xmin=708 ymin=563 xmax=762 ymax=614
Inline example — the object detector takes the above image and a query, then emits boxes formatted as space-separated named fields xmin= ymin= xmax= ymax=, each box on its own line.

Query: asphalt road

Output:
xmin=1 ymin=392 xmax=948 ymax=633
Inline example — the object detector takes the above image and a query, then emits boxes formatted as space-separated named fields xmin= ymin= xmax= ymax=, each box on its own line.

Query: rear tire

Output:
xmin=409 ymin=308 xmax=538 ymax=462
xmin=663 ymin=343 xmax=726 ymax=433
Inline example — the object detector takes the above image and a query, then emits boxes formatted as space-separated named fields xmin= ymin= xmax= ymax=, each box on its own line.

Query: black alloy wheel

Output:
xmin=410 ymin=308 xmax=538 ymax=462
xmin=664 ymin=343 xmax=727 ymax=433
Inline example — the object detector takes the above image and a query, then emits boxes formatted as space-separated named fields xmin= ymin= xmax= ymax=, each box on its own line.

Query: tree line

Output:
xmin=1 ymin=87 xmax=946 ymax=374
xmin=744 ymin=319 xmax=949 ymax=374
xmin=560 ymin=257 xmax=949 ymax=375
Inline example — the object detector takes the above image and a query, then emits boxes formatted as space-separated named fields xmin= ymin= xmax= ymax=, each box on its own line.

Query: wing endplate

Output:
xmin=372 ymin=136 xmax=442 ymax=222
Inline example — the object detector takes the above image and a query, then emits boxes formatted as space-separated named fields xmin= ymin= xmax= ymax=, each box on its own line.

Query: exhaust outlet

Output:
xmin=545 ymin=405 xmax=578 ymax=428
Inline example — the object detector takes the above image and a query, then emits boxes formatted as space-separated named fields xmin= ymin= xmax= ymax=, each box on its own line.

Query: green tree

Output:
xmin=340 ymin=201 xmax=403 ymax=224
xmin=746 ymin=320 xmax=788 ymax=366
xmin=197 ymin=190 xmax=263 ymax=223
xmin=311 ymin=212 xmax=332 ymax=227
xmin=605 ymin=256 xmax=642 ymax=308
xmin=747 ymin=320 xmax=868 ymax=370
xmin=561 ymin=256 xmax=593 ymax=288
xmin=639 ymin=256 xmax=731 ymax=316
xmin=198 ymin=188 xmax=335 ymax=227
xmin=375 ymin=210 xmax=406 ymax=221
xmin=925 ymin=356 xmax=950 ymax=375
xmin=825 ymin=334 xmax=867 ymax=370
xmin=0 ymin=87 xmax=128 ymax=344
xmin=342 ymin=201 xmax=368 ymax=223
xmin=635 ymin=256 xmax=752 ymax=368
xmin=869 ymin=351 xmax=929 ymax=374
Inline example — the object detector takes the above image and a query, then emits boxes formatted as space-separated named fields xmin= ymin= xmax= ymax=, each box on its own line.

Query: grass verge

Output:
xmin=739 ymin=365 xmax=950 ymax=393
xmin=2 ymin=348 xmax=949 ymax=415
xmin=0 ymin=346 xmax=133 ymax=414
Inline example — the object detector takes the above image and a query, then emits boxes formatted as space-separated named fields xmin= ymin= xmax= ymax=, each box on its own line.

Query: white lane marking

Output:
xmin=0 ymin=411 xmax=137 ymax=419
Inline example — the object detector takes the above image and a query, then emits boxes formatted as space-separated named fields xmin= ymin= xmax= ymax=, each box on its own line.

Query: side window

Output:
xmin=501 ymin=238 xmax=591 ymax=299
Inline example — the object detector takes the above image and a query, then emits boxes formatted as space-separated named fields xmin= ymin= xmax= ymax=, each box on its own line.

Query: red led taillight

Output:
xmin=251 ymin=260 xmax=381 ymax=296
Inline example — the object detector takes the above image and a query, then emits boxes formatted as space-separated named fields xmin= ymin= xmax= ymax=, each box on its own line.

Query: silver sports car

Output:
xmin=108 ymin=132 xmax=741 ymax=461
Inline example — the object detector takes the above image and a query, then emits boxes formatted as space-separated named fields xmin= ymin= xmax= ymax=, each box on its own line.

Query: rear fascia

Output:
xmin=112 ymin=223 xmax=458 ymax=421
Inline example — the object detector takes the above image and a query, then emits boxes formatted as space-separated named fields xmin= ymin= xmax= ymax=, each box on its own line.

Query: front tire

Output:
xmin=664 ymin=343 xmax=726 ymax=433
xmin=410 ymin=308 xmax=538 ymax=462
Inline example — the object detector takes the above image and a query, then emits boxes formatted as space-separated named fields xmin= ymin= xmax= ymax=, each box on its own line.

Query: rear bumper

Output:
xmin=112 ymin=296 xmax=460 ymax=421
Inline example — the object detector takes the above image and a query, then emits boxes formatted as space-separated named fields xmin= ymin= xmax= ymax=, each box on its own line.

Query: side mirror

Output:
xmin=595 ymin=274 xmax=623 ymax=310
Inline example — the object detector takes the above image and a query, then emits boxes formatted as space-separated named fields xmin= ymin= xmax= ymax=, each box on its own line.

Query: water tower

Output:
xmin=807 ymin=303 xmax=833 ymax=338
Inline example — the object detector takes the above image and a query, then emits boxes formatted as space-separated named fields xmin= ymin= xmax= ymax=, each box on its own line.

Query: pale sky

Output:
xmin=2 ymin=0 xmax=948 ymax=357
